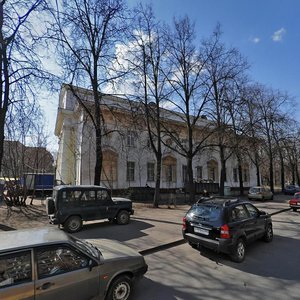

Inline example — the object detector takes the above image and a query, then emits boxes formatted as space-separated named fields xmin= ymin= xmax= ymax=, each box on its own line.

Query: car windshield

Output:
xmin=189 ymin=204 xmax=222 ymax=221
xmin=295 ymin=194 xmax=300 ymax=199
xmin=250 ymin=187 xmax=260 ymax=193
xmin=69 ymin=236 xmax=101 ymax=260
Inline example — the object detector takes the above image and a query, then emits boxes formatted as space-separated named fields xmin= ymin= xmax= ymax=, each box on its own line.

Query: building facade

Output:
xmin=55 ymin=85 xmax=257 ymax=190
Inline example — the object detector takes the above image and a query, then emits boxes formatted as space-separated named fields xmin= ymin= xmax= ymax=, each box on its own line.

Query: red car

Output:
xmin=289 ymin=192 xmax=300 ymax=211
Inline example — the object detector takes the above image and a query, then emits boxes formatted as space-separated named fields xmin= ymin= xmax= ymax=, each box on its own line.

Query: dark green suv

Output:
xmin=47 ymin=185 xmax=134 ymax=233
xmin=182 ymin=198 xmax=273 ymax=262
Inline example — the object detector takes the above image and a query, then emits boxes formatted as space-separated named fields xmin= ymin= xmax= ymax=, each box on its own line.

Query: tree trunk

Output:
xmin=219 ymin=146 xmax=226 ymax=196
xmin=238 ymin=162 xmax=244 ymax=196
xmin=153 ymin=152 xmax=162 ymax=208
xmin=187 ymin=156 xmax=195 ymax=204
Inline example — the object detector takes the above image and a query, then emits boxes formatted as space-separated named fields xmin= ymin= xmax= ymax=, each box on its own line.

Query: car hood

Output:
xmin=86 ymin=239 xmax=141 ymax=260
xmin=111 ymin=197 xmax=132 ymax=203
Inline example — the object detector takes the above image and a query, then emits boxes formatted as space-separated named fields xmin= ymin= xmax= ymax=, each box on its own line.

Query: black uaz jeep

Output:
xmin=47 ymin=185 xmax=134 ymax=233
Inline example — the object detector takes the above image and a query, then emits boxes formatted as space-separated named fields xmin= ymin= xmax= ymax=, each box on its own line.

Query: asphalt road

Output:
xmin=133 ymin=207 xmax=300 ymax=300
xmin=72 ymin=196 xmax=300 ymax=300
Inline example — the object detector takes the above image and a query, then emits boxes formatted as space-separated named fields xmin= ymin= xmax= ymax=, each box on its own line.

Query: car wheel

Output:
xmin=292 ymin=208 xmax=297 ymax=212
xmin=106 ymin=275 xmax=132 ymax=300
xmin=64 ymin=216 xmax=83 ymax=233
xmin=230 ymin=238 xmax=246 ymax=263
xmin=116 ymin=210 xmax=130 ymax=225
xmin=263 ymin=224 xmax=273 ymax=242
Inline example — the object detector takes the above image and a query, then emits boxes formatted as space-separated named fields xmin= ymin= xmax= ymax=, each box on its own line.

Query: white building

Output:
xmin=55 ymin=85 xmax=257 ymax=191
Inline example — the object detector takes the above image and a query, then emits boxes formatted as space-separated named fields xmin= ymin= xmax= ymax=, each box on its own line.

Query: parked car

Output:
xmin=0 ymin=227 xmax=147 ymax=300
xmin=47 ymin=185 xmax=134 ymax=233
xmin=289 ymin=192 xmax=300 ymax=211
xmin=283 ymin=185 xmax=300 ymax=195
xmin=182 ymin=197 xmax=273 ymax=262
xmin=248 ymin=186 xmax=273 ymax=201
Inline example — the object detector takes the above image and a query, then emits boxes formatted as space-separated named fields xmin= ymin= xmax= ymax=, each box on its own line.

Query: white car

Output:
xmin=248 ymin=186 xmax=273 ymax=201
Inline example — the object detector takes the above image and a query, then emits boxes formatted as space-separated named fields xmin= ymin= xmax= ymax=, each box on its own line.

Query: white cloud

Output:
xmin=250 ymin=37 xmax=260 ymax=44
xmin=272 ymin=28 xmax=286 ymax=42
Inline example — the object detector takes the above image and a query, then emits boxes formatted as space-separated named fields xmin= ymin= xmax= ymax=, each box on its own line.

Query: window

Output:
xmin=233 ymin=168 xmax=238 ymax=182
xmin=0 ymin=251 xmax=32 ymax=288
xmin=243 ymin=168 xmax=249 ymax=182
xmin=166 ymin=165 xmax=176 ymax=182
xmin=230 ymin=205 xmax=249 ymax=222
xmin=37 ymin=247 xmax=89 ymax=279
xmin=97 ymin=189 xmax=109 ymax=201
xmin=127 ymin=161 xmax=135 ymax=181
xmin=182 ymin=165 xmax=188 ymax=183
xmin=245 ymin=204 xmax=259 ymax=218
xmin=196 ymin=166 xmax=202 ymax=180
xmin=127 ymin=131 xmax=136 ymax=147
xmin=147 ymin=162 xmax=155 ymax=181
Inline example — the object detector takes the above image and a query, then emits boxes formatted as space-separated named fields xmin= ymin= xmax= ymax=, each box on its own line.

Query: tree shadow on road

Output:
xmin=132 ymin=277 xmax=199 ymax=300
xmin=197 ymin=234 xmax=300 ymax=281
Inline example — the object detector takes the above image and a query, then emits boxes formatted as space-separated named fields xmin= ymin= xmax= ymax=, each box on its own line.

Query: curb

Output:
xmin=269 ymin=208 xmax=291 ymax=216
xmin=139 ymin=239 xmax=186 ymax=256
xmin=0 ymin=224 xmax=15 ymax=231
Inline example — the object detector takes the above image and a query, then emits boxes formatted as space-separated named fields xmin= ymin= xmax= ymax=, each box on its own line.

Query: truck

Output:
xmin=22 ymin=173 xmax=54 ymax=196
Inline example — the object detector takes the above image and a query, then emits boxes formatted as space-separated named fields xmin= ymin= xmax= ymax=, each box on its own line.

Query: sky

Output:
xmin=43 ymin=0 xmax=300 ymax=152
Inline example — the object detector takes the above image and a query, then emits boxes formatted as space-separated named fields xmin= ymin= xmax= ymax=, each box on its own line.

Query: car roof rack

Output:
xmin=223 ymin=198 xmax=239 ymax=207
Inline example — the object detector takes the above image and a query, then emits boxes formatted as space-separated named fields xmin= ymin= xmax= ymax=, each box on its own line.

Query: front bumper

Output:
xmin=183 ymin=232 xmax=235 ymax=254
xmin=133 ymin=264 xmax=148 ymax=279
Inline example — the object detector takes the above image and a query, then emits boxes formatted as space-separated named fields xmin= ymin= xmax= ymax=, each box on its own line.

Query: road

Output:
xmin=133 ymin=206 xmax=300 ymax=300
xmin=73 ymin=198 xmax=300 ymax=300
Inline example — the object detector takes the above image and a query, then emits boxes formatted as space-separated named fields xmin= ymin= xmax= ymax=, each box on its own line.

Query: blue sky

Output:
xmin=44 ymin=0 xmax=300 ymax=151
xmin=127 ymin=0 xmax=300 ymax=110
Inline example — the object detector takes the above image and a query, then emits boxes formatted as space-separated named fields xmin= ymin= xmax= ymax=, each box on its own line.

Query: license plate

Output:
xmin=194 ymin=227 xmax=209 ymax=235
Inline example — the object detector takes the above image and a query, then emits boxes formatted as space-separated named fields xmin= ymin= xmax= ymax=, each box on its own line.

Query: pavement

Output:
xmin=0 ymin=194 xmax=293 ymax=255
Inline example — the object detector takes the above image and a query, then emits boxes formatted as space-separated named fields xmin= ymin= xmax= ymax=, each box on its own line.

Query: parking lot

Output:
xmin=0 ymin=196 xmax=299 ymax=299
xmin=70 ymin=197 xmax=300 ymax=300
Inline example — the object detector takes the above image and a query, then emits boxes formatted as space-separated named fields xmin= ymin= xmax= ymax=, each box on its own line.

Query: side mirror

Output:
xmin=259 ymin=210 xmax=266 ymax=216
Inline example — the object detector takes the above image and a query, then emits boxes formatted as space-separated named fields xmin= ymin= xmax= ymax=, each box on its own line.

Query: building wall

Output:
xmin=55 ymin=86 xmax=257 ymax=190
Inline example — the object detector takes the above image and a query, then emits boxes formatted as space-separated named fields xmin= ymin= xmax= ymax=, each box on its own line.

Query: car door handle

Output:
xmin=37 ymin=282 xmax=55 ymax=290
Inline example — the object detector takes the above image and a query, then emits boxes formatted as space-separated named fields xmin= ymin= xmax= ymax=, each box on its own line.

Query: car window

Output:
xmin=36 ymin=246 xmax=89 ymax=279
xmin=97 ymin=190 xmax=109 ymax=201
xmin=295 ymin=194 xmax=300 ymax=199
xmin=230 ymin=205 xmax=249 ymax=222
xmin=0 ymin=251 xmax=32 ymax=288
xmin=189 ymin=205 xmax=222 ymax=221
xmin=244 ymin=204 xmax=259 ymax=218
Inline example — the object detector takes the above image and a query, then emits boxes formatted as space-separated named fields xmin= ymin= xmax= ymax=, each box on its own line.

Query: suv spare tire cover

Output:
xmin=46 ymin=198 xmax=55 ymax=215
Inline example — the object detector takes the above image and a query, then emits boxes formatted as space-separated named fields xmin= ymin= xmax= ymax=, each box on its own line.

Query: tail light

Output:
xmin=182 ymin=217 xmax=187 ymax=230
xmin=220 ymin=224 xmax=230 ymax=239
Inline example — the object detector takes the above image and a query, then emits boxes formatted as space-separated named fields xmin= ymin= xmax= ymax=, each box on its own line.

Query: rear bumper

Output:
xmin=183 ymin=232 xmax=235 ymax=254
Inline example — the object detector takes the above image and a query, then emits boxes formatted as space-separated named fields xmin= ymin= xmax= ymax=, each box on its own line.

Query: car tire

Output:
xmin=263 ymin=224 xmax=273 ymax=243
xmin=230 ymin=238 xmax=246 ymax=263
xmin=292 ymin=208 xmax=297 ymax=212
xmin=64 ymin=216 xmax=83 ymax=233
xmin=116 ymin=210 xmax=130 ymax=225
xmin=106 ymin=275 xmax=132 ymax=300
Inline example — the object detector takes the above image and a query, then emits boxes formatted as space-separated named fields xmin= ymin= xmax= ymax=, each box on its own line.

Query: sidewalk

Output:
xmin=0 ymin=200 xmax=190 ymax=253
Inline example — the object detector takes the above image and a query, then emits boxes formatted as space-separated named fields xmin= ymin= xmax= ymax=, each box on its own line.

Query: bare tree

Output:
xmin=124 ymin=4 xmax=171 ymax=207
xmin=0 ymin=0 xmax=49 ymax=176
xmin=49 ymin=0 xmax=127 ymax=185
xmin=203 ymin=27 xmax=248 ymax=196
xmin=162 ymin=16 xmax=214 ymax=203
